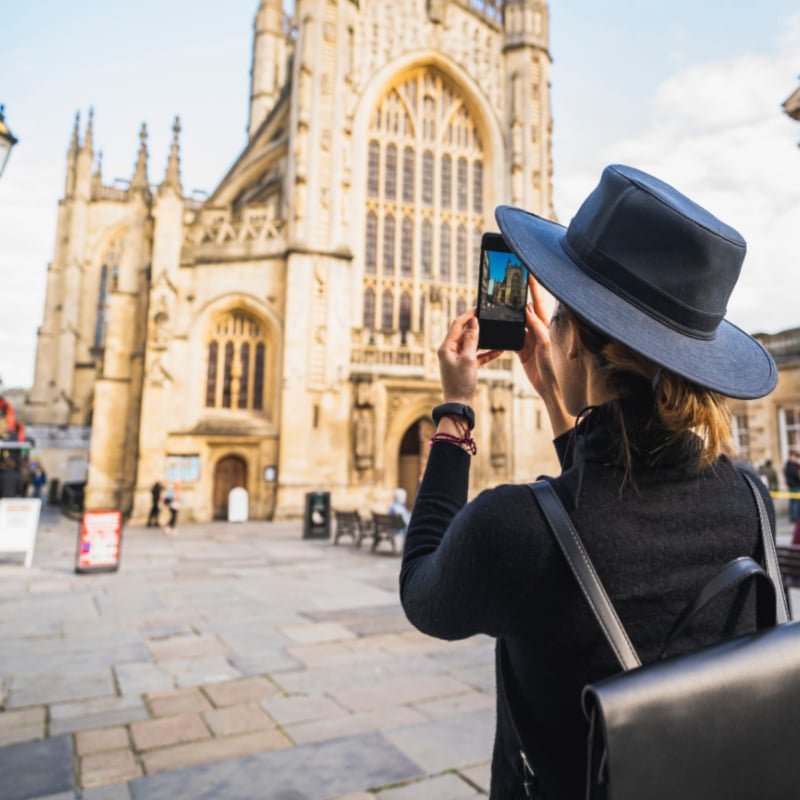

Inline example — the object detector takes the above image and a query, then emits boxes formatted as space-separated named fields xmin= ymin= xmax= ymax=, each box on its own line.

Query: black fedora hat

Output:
xmin=496 ymin=164 xmax=777 ymax=399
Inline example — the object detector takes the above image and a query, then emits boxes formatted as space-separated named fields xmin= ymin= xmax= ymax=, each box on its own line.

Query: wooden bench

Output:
xmin=370 ymin=512 xmax=405 ymax=553
xmin=333 ymin=510 xmax=367 ymax=546
xmin=776 ymin=545 xmax=800 ymax=615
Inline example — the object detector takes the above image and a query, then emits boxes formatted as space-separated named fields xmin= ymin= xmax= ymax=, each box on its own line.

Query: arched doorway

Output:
xmin=397 ymin=418 xmax=434 ymax=508
xmin=213 ymin=455 xmax=247 ymax=520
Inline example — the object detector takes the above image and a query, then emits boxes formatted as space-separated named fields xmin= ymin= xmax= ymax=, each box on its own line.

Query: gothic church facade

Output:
xmin=28 ymin=0 xmax=559 ymax=522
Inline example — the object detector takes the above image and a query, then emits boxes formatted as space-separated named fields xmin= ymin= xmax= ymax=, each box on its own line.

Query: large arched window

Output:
xmin=363 ymin=67 xmax=487 ymax=337
xmin=94 ymin=265 xmax=109 ymax=349
xmin=205 ymin=310 xmax=269 ymax=412
xmin=94 ymin=236 xmax=123 ymax=351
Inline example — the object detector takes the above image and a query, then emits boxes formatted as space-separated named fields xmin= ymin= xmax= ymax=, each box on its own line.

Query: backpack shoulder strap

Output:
xmin=529 ymin=480 xmax=641 ymax=671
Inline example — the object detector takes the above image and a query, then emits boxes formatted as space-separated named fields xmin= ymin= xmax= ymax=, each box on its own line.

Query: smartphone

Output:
xmin=477 ymin=232 xmax=528 ymax=351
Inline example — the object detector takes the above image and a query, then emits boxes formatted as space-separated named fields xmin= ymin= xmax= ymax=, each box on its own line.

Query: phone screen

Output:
xmin=477 ymin=234 xmax=528 ymax=351
xmin=478 ymin=249 xmax=527 ymax=323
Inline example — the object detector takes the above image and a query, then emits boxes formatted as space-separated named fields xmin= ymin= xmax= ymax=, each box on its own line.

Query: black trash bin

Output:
xmin=303 ymin=491 xmax=331 ymax=539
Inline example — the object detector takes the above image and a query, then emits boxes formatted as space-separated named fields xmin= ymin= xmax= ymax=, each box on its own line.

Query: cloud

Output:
xmin=554 ymin=15 xmax=800 ymax=336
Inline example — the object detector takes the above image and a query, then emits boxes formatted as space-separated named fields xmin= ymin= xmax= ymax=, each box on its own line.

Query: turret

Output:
xmin=159 ymin=116 xmax=183 ymax=195
xmin=64 ymin=111 xmax=80 ymax=197
xmin=248 ymin=0 xmax=287 ymax=138
xmin=74 ymin=108 xmax=94 ymax=201
xmin=503 ymin=0 xmax=549 ymax=52
xmin=130 ymin=122 xmax=150 ymax=196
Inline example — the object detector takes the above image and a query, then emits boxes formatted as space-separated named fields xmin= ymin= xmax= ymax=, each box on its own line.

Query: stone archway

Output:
xmin=397 ymin=417 xmax=435 ymax=508
xmin=213 ymin=455 xmax=247 ymax=520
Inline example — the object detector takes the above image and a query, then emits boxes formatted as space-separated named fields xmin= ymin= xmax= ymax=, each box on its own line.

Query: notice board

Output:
xmin=0 ymin=498 xmax=41 ymax=568
xmin=76 ymin=509 xmax=123 ymax=573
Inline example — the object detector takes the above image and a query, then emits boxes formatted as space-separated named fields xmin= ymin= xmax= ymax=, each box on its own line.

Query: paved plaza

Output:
xmin=0 ymin=510 xmax=496 ymax=800
xmin=2 ymin=507 xmax=796 ymax=800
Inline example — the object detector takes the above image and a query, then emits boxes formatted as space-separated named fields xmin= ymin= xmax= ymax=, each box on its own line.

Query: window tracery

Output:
xmin=205 ymin=310 xmax=268 ymax=412
xmin=363 ymin=67 xmax=487 ymax=336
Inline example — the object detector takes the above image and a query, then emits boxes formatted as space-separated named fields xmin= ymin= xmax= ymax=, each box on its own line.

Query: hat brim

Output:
xmin=495 ymin=205 xmax=777 ymax=400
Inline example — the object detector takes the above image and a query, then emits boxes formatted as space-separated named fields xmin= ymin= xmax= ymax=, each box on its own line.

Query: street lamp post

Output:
xmin=0 ymin=105 xmax=19 ymax=179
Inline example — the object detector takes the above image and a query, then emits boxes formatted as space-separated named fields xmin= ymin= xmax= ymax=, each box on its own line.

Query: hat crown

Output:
xmin=563 ymin=165 xmax=745 ymax=338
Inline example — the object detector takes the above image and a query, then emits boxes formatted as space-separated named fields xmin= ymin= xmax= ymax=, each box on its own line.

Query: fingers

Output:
xmin=441 ymin=308 xmax=477 ymax=352
xmin=477 ymin=349 xmax=502 ymax=366
xmin=528 ymin=274 xmax=550 ymax=327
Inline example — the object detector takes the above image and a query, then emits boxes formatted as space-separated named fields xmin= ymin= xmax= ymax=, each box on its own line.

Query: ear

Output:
xmin=564 ymin=318 xmax=582 ymax=362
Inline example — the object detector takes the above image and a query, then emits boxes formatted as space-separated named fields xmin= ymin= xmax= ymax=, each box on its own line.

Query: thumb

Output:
xmin=463 ymin=316 xmax=479 ymax=343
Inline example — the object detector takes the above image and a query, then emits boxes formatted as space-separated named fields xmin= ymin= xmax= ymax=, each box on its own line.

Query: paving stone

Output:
xmin=130 ymin=713 xmax=210 ymax=751
xmin=331 ymin=674 xmax=474 ymax=713
xmin=130 ymin=732 xmax=423 ymax=800
xmin=227 ymin=650 xmax=304 ymax=676
xmin=75 ymin=727 xmax=130 ymax=756
xmin=114 ymin=663 xmax=174 ymax=696
xmin=202 ymin=703 xmax=275 ymax=737
xmin=413 ymin=691 xmax=495 ymax=720
xmin=81 ymin=748 xmax=142 ymax=788
xmin=343 ymin=614 xmax=413 ymax=637
xmin=458 ymin=761 xmax=492 ymax=794
xmin=49 ymin=696 xmax=149 ymax=736
xmin=428 ymin=641 xmax=495 ymax=671
xmin=277 ymin=622 xmax=358 ymax=645
xmin=260 ymin=694 xmax=349 ymax=727
xmin=450 ymin=665 xmax=496 ymax=694
xmin=0 ymin=735 xmax=75 ymax=800
xmin=285 ymin=706 xmax=427 ymax=745
xmin=146 ymin=687 xmax=213 ymax=717
xmin=147 ymin=635 xmax=228 ymax=662
xmin=0 ymin=723 xmax=45 ymax=746
xmin=0 ymin=706 xmax=46 ymax=729
xmin=95 ymin=591 xmax=164 ymax=616
xmin=7 ymin=671 xmax=117 ymax=709
xmin=139 ymin=729 xmax=291 ymax=775
xmin=158 ymin=655 xmax=242 ymax=688
xmin=384 ymin=709 xmax=495 ymax=773
xmin=201 ymin=676 xmax=278 ymax=707
xmin=377 ymin=774 xmax=480 ymax=799
xmin=82 ymin=784 xmax=133 ymax=800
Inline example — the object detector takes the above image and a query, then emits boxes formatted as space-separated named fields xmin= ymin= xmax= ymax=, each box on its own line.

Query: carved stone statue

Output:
xmin=353 ymin=407 xmax=374 ymax=471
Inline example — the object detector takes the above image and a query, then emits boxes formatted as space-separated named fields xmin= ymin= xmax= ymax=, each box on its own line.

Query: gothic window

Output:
xmin=94 ymin=265 xmax=109 ymax=349
xmin=385 ymin=144 xmax=397 ymax=200
xmin=440 ymin=222 xmax=451 ymax=282
xmin=253 ymin=343 xmax=265 ymax=410
xmin=456 ymin=295 xmax=467 ymax=316
xmin=205 ymin=342 xmax=218 ymax=407
xmin=364 ymin=67 xmax=487 ymax=345
xmin=222 ymin=342 xmax=234 ymax=408
xmin=368 ymin=141 xmax=380 ymax=198
xmin=473 ymin=227 xmax=482 ymax=292
xmin=457 ymin=158 xmax=468 ymax=211
xmin=383 ymin=214 xmax=395 ymax=274
xmin=441 ymin=155 xmax=452 ymax=208
xmin=402 ymin=147 xmax=414 ymax=202
xmin=473 ymin=161 xmax=483 ymax=213
xmin=421 ymin=219 xmax=433 ymax=279
xmin=399 ymin=292 xmax=411 ymax=338
xmin=238 ymin=343 xmax=250 ymax=409
xmin=363 ymin=287 xmax=376 ymax=330
xmin=205 ymin=310 xmax=269 ymax=412
xmin=422 ymin=151 xmax=434 ymax=205
xmin=401 ymin=217 xmax=413 ymax=277
xmin=382 ymin=289 xmax=394 ymax=330
xmin=365 ymin=212 xmax=377 ymax=274
xmin=457 ymin=225 xmax=467 ymax=284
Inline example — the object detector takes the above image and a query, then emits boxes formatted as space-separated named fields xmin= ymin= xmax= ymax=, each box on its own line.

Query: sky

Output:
xmin=1 ymin=0 xmax=798 ymax=388
xmin=487 ymin=250 xmax=521 ymax=284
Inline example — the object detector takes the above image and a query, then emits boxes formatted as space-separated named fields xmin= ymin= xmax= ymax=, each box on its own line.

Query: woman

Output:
xmin=399 ymin=165 xmax=778 ymax=799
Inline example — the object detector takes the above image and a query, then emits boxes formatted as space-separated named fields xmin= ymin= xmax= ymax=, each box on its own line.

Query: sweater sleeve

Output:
xmin=399 ymin=441 xmax=535 ymax=640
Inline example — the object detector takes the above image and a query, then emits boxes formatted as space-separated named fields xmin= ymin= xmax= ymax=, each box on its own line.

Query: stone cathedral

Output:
xmin=28 ymin=0 xmax=560 ymax=523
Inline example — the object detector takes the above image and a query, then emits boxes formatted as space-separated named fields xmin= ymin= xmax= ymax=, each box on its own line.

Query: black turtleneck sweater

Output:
xmin=399 ymin=405 xmax=774 ymax=799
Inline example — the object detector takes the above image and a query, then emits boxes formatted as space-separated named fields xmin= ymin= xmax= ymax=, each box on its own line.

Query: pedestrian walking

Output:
xmin=784 ymin=452 xmax=800 ymax=522
xmin=399 ymin=165 xmax=778 ymax=798
xmin=31 ymin=466 xmax=47 ymax=500
xmin=758 ymin=458 xmax=779 ymax=492
xmin=163 ymin=483 xmax=180 ymax=535
xmin=388 ymin=488 xmax=411 ymax=547
xmin=147 ymin=481 xmax=163 ymax=527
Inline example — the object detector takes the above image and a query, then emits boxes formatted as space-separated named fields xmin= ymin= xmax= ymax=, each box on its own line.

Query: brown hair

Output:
xmin=554 ymin=305 xmax=733 ymax=473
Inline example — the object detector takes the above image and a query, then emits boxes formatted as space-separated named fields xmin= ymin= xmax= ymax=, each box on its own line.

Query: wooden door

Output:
xmin=397 ymin=418 xmax=434 ymax=508
xmin=213 ymin=456 xmax=247 ymax=520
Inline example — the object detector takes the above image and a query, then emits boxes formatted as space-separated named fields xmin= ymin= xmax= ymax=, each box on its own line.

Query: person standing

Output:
xmin=147 ymin=481 xmax=163 ymax=527
xmin=32 ymin=466 xmax=48 ymax=500
xmin=758 ymin=459 xmax=778 ymax=493
xmin=163 ymin=483 xmax=180 ymax=535
xmin=784 ymin=452 xmax=800 ymax=522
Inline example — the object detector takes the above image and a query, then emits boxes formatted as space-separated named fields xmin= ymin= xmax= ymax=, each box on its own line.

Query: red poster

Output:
xmin=76 ymin=510 xmax=123 ymax=573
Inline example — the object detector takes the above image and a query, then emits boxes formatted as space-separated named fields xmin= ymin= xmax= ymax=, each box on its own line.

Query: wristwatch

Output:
xmin=432 ymin=402 xmax=475 ymax=430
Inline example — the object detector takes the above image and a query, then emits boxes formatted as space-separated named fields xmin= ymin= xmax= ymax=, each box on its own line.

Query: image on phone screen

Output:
xmin=479 ymin=250 xmax=527 ymax=323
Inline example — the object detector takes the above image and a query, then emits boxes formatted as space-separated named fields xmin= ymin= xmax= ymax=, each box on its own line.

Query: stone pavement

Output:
xmin=2 ymin=510 xmax=797 ymax=800
xmin=0 ymin=511 xmax=496 ymax=800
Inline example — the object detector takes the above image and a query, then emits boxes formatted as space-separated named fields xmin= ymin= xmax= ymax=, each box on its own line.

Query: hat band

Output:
xmin=561 ymin=233 xmax=724 ymax=340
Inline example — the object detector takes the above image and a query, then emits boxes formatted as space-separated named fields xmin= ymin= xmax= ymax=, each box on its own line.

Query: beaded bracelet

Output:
xmin=429 ymin=415 xmax=477 ymax=455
